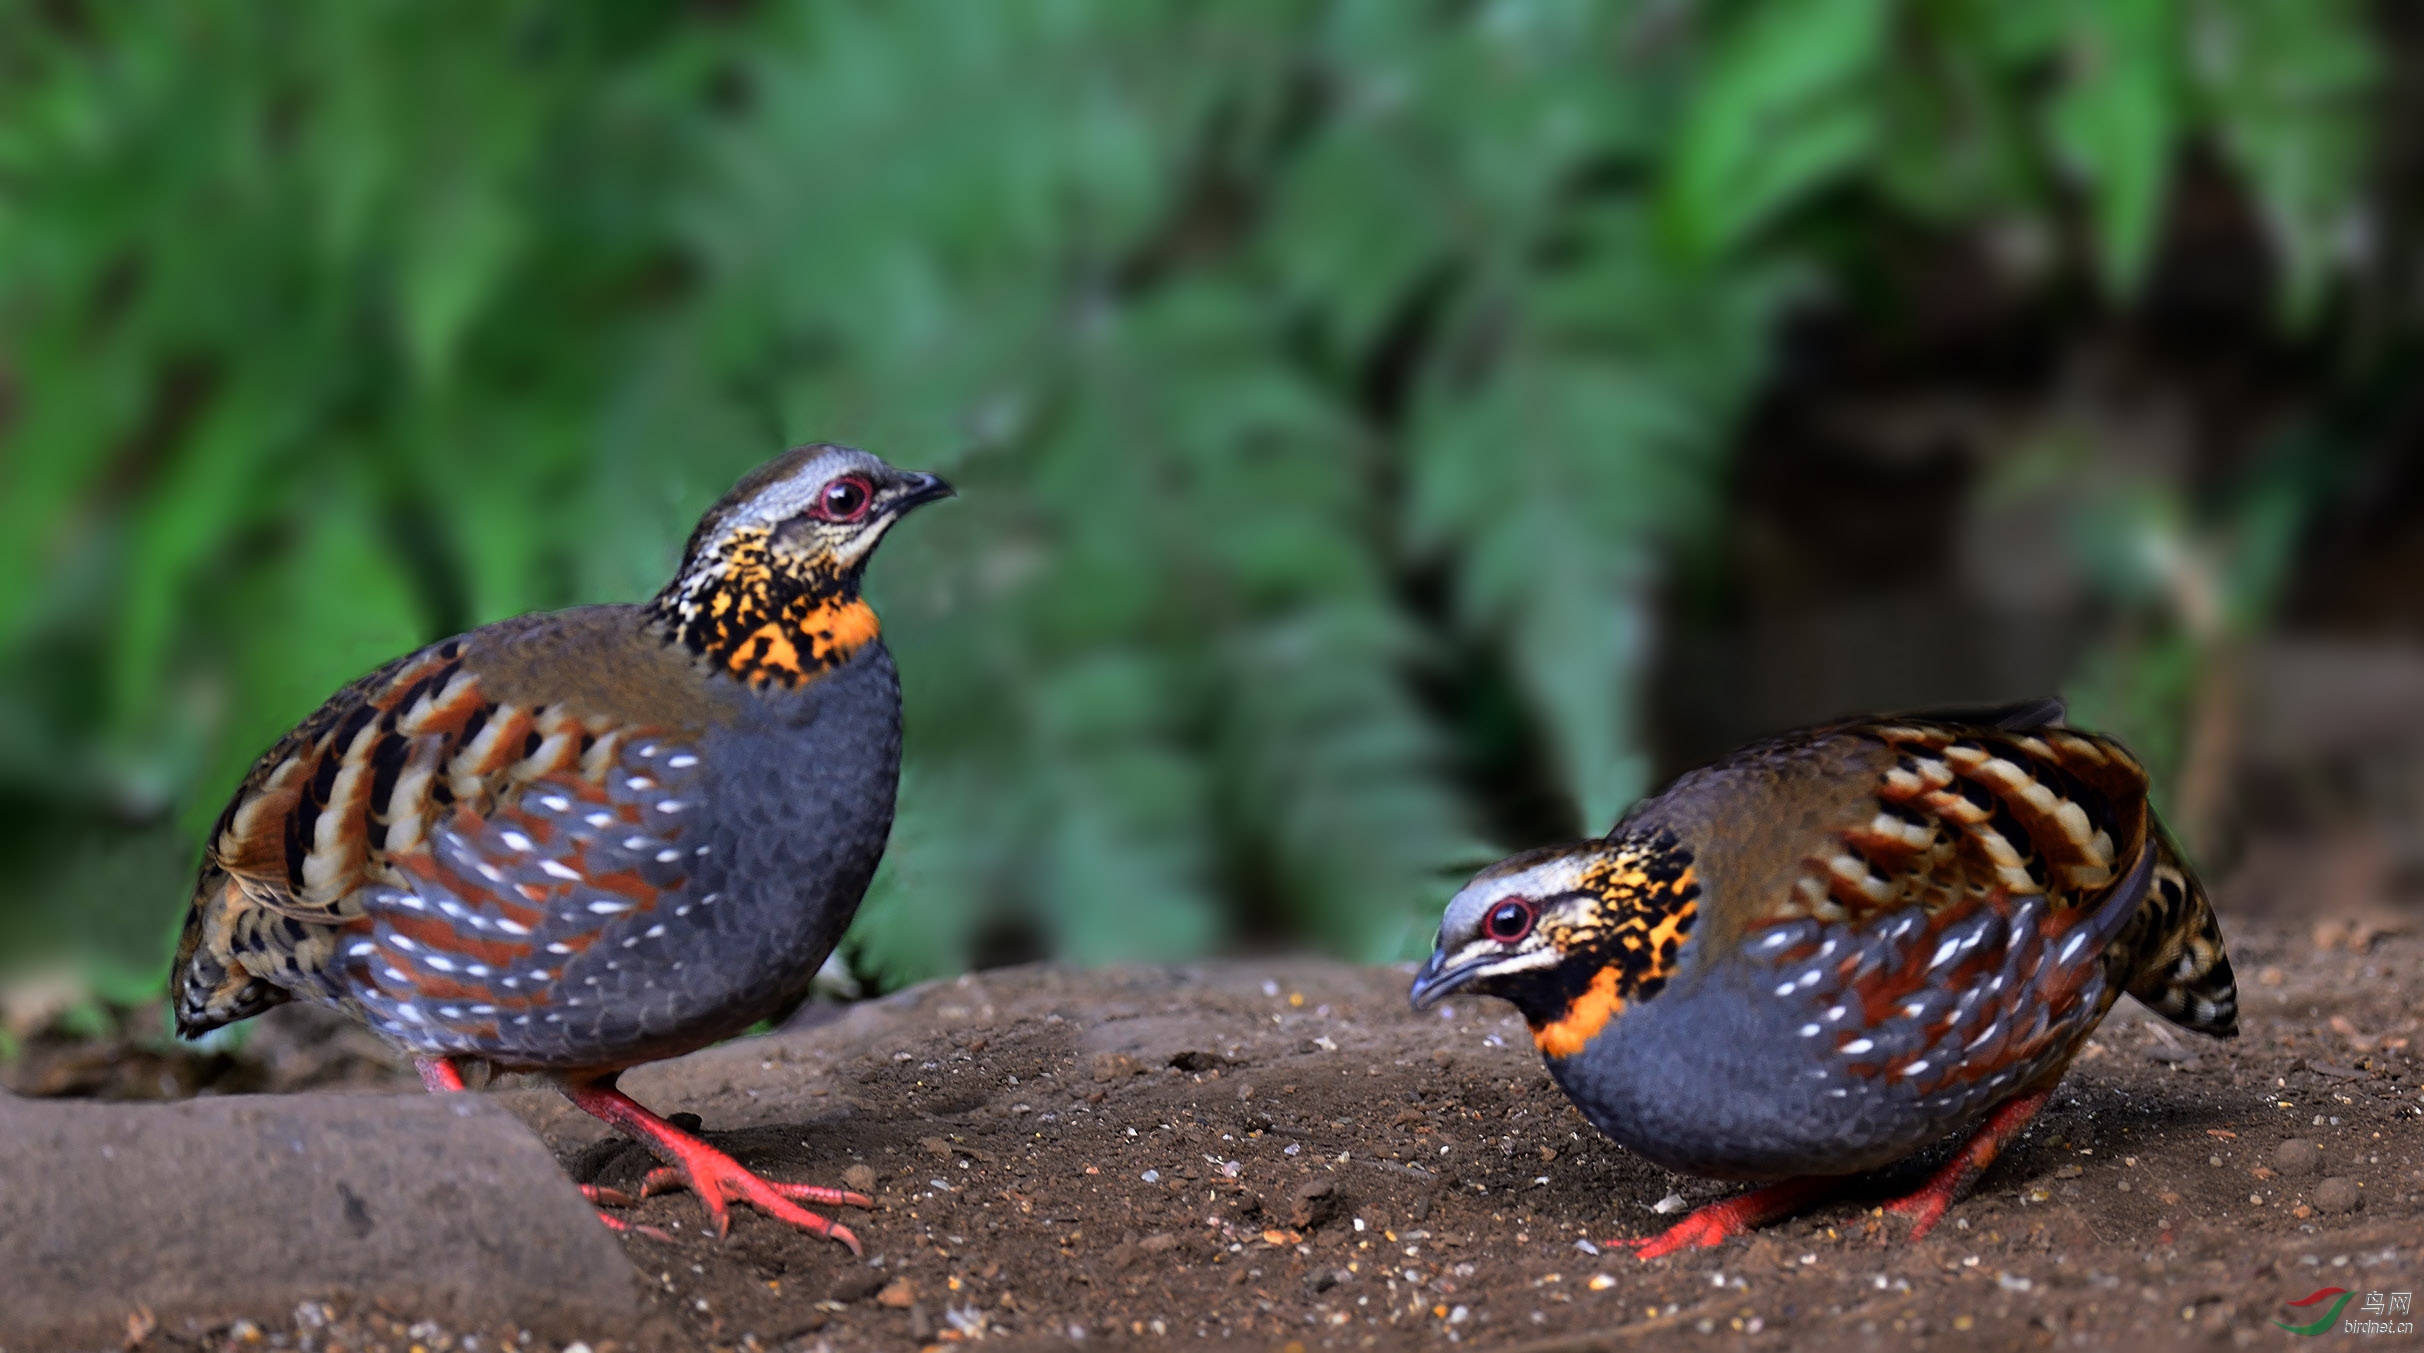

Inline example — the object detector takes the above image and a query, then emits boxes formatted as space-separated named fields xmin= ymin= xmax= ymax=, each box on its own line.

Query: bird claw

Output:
xmin=1884 ymin=1187 xmax=1953 ymax=1240
xmin=767 ymin=1180 xmax=876 ymax=1208
xmin=580 ymin=1182 xmax=639 ymax=1208
xmin=615 ymin=1163 xmax=870 ymax=1210
xmin=672 ymin=1152 xmax=871 ymax=1251
xmin=1605 ymin=1211 xmax=1741 ymax=1261
xmin=1605 ymin=1177 xmax=1841 ymax=1261
xmin=587 ymin=1206 xmax=675 ymax=1242
xmin=584 ymin=1166 xmax=866 ymax=1247
xmin=564 ymin=1082 xmax=872 ymax=1252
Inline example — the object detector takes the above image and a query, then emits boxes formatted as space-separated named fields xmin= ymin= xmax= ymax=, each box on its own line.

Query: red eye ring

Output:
xmin=811 ymin=475 xmax=875 ymax=523
xmin=1484 ymin=898 xmax=1536 ymax=944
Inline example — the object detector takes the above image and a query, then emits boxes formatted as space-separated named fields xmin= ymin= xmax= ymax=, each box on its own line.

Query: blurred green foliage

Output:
xmin=0 ymin=0 xmax=2378 ymax=995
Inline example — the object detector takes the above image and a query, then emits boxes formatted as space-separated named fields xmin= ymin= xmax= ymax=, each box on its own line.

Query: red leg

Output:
xmin=1884 ymin=1089 xmax=2051 ymax=1240
xmin=415 ymin=1055 xmax=466 ymax=1093
xmin=1609 ymin=1177 xmax=1840 ymax=1260
xmin=563 ymin=1076 xmax=873 ymax=1252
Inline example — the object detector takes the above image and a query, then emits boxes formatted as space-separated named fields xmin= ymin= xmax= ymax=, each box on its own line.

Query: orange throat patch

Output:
xmin=657 ymin=526 xmax=882 ymax=688
xmin=1533 ymin=966 xmax=1626 ymax=1058
xmin=724 ymin=596 xmax=880 ymax=686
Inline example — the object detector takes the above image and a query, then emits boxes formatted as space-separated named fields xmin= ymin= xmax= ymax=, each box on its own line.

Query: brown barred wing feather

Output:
xmin=170 ymin=631 xmax=677 ymax=1039
xmin=1768 ymin=719 xmax=2152 ymax=933
xmin=1734 ymin=713 xmax=2231 ymax=1118
xmin=175 ymin=640 xmax=467 ymax=1033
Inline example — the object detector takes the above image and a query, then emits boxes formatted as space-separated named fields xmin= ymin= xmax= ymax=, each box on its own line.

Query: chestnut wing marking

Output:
xmin=1750 ymin=841 xmax=2153 ymax=1117
xmin=335 ymin=735 xmax=709 ymax=1054
xmin=1740 ymin=718 xmax=2161 ymax=1114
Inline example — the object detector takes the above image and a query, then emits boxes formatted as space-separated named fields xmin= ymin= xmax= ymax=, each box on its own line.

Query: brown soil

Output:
xmin=15 ymin=917 xmax=2422 ymax=1351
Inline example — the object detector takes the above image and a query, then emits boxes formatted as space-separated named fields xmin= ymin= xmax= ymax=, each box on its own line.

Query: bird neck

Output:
xmin=649 ymin=526 xmax=881 ymax=689
xmin=1522 ymin=832 xmax=1702 ymax=1058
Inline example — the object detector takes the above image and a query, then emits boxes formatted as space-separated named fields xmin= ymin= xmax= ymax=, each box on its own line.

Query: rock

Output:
xmin=2273 ymin=1139 xmax=2321 ymax=1176
xmin=877 ymin=1277 xmax=918 ymax=1308
xmin=772 ymin=1310 xmax=829 ymax=1338
xmin=1291 ymin=1178 xmax=1339 ymax=1230
xmin=2312 ymin=1177 xmax=2362 ymax=1214
xmin=0 ymin=1090 xmax=634 ymax=1348
xmin=827 ymin=1270 xmax=888 ymax=1304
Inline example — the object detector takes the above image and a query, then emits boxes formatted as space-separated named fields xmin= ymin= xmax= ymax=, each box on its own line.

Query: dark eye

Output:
xmin=1484 ymin=898 xmax=1536 ymax=944
xmin=812 ymin=475 xmax=873 ymax=522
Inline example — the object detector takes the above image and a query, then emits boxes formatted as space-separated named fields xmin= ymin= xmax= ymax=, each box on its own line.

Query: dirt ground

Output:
xmin=10 ymin=916 xmax=2421 ymax=1352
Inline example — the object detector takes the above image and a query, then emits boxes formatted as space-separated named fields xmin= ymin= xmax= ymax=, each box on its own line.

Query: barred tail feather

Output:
xmin=172 ymin=949 xmax=290 ymax=1039
xmin=2121 ymin=832 xmax=2238 ymax=1037
xmin=171 ymin=883 xmax=293 ymax=1038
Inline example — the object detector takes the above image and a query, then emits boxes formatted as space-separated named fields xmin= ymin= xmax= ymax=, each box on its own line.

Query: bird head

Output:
xmin=680 ymin=444 xmax=954 ymax=580
xmin=1409 ymin=832 xmax=1701 ymax=1058
xmin=655 ymin=444 xmax=954 ymax=685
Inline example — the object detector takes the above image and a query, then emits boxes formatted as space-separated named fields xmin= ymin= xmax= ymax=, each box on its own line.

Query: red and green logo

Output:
xmin=2276 ymin=1287 xmax=2355 ymax=1336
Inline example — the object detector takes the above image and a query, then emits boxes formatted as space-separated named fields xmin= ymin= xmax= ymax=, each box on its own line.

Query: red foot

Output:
xmin=575 ymin=1186 xmax=675 ymax=1241
xmin=1883 ymin=1088 xmax=2052 ymax=1240
xmin=417 ymin=1057 xmax=859 ymax=1245
xmin=574 ymin=1188 xmax=673 ymax=1241
xmin=1608 ymin=1177 xmax=1839 ymax=1260
xmin=565 ymin=1078 xmax=873 ymax=1252
xmin=591 ymin=1165 xmax=866 ymax=1211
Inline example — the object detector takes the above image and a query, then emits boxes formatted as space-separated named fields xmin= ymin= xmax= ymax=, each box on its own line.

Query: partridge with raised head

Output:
xmin=1411 ymin=699 xmax=2236 ymax=1257
xmin=171 ymin=444 xmax=951 ymax=1250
